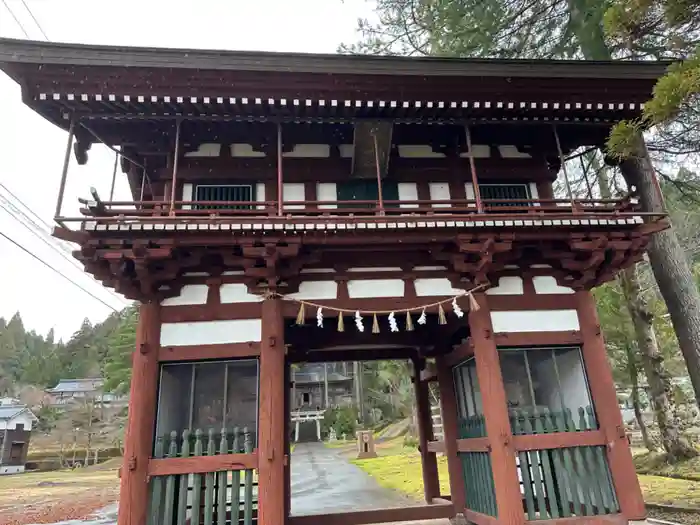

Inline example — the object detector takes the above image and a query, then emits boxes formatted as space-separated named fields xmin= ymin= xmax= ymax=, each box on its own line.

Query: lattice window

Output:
xmin=194 ymin=184 xmax=254 ymax=210
xmin=479 ymin=183 xmax=531 ymax=210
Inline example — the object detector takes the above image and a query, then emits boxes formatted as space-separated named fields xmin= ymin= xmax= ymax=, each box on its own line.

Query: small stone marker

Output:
xmin=355 ymin=430 xmax=377 ymax=459
xmin=328 ymin=428 xmax=337 ymax=442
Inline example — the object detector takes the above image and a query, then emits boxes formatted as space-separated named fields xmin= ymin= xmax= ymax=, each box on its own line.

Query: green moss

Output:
xmin=635 ymin=451 xmax=700 ymax=482
xmin=639 ymin=474 xmax=700 ymax=508
xmin=352 ymin=449 xmax=450 ymax=500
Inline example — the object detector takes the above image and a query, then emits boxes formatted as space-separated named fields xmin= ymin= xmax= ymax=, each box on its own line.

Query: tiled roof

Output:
xmin=0 ymin=405 xmax=35 ymax=421
xmin=47 ymin=378 xmax=103 ymax=393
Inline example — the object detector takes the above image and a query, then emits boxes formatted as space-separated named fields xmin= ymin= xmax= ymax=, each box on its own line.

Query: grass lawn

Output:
xmin=351 ymin=439 xmax=700 ymax=510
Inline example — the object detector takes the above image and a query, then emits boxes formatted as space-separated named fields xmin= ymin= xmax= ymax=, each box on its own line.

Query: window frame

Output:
xmin=194 ymin=183 xmax=255 ymax=210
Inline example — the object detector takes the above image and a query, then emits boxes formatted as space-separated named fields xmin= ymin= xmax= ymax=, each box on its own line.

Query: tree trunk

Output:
xmin=619 ymin=266 xmax=697 ymax=461
xmin=619 ymin=149 xmax=700 ymax=410
xmin=625 ymin=343 xmax=656 ymax=452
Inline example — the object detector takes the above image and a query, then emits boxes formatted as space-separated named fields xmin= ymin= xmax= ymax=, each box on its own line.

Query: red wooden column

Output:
xmin=258 ymin=297 xmax=286 ymax=525
xmin=413 ymin=360 xmax=440 ymax=503
xmin=435 ymin=356 xmax=466 ymax=513
xmin=469 ymin=293 xmax=524 ymax=525
xmin=575 ymin=291 xmax=646 ymax=520
xmin=117 ymin=301 xmax=161 ymax=525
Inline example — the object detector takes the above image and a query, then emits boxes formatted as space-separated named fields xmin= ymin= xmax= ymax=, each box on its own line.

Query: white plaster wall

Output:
xmin=283 ymin=144 xmax=330 ymax=158
xmin=160 ymin=319 xmax=262 ymax=346
xmin=288 ymin=281 xmax=338 ymax=300
xmin=490 ymin=310 xmax=580 ymax=333
xmin=429 ymin=182 xmax=451 ymax=208
xmin=161 ymin=285 xmax=208 ymax=306
xmin=414 ymin=278 xmax=465 ymax=297
xmin=231 ymin=144 xmax=265 ymax=157
xmin=182 ymin=183 xmax=193 ymax=210
xmin=0 ymin=412 xmax=34 ymax=431
xmin=398 ymin=145 xmax=445 ymax=158
xmin=256 ymin=183 xmax=266 ymax=210
xmin=485 ymin=276 xmax=524 ymax=295
xmin=300 ymin=268 xmax=335 ymax=274
xmin=317 ymin=183 xmax=337 ymax=209
xmin=339 ymin=144 xmax=353 ymax=158
xmin=533 ymin=276 xmax=575 ymax=295
xmin=347 ymin=267 xmax=402 ymax=273
xmin=459 ymin=144 xmax=491 ymax=158
xmin=465 ymin=183 xmax=475 ymax=202
xmin=283 ymin=183 xmax=306 ymax=210
xmin=0 ymin=466 xmax=25 ymax=475
xmin=184 ymin=143 xmax=221 ymax=157
xmin=220 ymin=283 xmax=263 ymax=303
xmin=397 ymin=183 xmax=419 ymax=208
xmin=498 ymin=145 xmax=531 ymax=158
xmin=348 ymin=279 xmax=405 ymax=298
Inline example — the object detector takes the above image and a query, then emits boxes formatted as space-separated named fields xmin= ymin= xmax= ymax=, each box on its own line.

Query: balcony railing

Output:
xmin=57 ymin=194 xmax=666 ymax=232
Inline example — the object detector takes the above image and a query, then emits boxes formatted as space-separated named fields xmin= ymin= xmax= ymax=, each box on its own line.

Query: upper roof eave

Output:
xmin=0 ymin=37 xmax=673 ymax=80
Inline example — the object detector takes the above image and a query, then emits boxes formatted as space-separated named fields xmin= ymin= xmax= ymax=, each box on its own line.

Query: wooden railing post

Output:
xmin=435 ymin=355 xmax=467 ymax=514
xmin=413 ymin=360 xmax=440 ymax=503
xmin=468 ymin=294 xmax=525 ymax=524
xmin=117 ymin=301 xmax=161 ymax=525
xmin=575 ymin=291 xmax=647 ymax=520
xmin=258 ymin=297 xmax=286 ymax=525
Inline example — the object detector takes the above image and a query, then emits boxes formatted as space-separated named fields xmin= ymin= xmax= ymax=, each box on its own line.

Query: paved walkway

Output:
xmin=291 ymin=442 xmax=412 ymax=516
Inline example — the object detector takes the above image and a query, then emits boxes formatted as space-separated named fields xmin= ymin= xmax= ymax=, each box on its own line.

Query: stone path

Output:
xmin=290 ymin=442 xmax=412 ymax=516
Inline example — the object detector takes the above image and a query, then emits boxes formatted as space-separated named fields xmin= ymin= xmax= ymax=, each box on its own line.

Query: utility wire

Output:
xmin=0 ymin=229 xmax=120 ymax=312
xmin=1 ymin=0 xmax=30 ymax=38
xmin=0 ymin=200 xmax=131 ymax=309
xmin=19 ymin=0 xmax=47 ymax=40
xmin=0 ymin=183 xmax=130 ymax=307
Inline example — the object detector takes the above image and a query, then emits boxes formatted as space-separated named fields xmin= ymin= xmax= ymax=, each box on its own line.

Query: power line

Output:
xmin=1 ymin=0 xmax=30 ymax=38
xmin=0 ymin=183 xmax=130 ymax=307
xmin=0 ymin=199 xmax=131 ymax=309
xmin=0 ymin=229 xmax=120 ymax=313
xmin=19 ymin=0 xmax=48 ymax=40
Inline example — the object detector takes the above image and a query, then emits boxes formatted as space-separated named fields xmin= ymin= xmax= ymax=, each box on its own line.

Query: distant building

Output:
xmin=0 ymin=397 xmax=20 ymax=407
xmin=46 ymin=378 xmax=127 ymax=407
xmin=290 ymin=363 xmax=356 ymax=442
xmin=0 ymin=404 xmax=37 ymax=474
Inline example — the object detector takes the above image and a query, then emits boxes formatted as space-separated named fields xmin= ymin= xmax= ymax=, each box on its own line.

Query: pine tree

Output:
xmin=103 ymin=307 xmax=138 ymax=395
xmin=346 ymin=0 xmax=700 ymax=415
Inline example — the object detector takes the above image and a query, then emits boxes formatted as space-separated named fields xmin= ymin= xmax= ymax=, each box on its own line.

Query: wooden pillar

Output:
xmin=413 ymin=361 xmax=440 ymax=503
xmin=575 ymin=291 xmax=646 ymax=520
xmin=258 ymin=298 xmax=286 ymax=525
xmin=435 ymin=356 xmax=466 ymax=513
xmin=117 ymin=301 xmax=161 ymax=525
xmin=469 ymin=293 xmax=524 ymax=524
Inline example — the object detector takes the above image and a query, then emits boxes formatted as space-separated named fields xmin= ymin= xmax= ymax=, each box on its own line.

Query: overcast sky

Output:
xmin=0 ymin=0 xmax=374 ymax=340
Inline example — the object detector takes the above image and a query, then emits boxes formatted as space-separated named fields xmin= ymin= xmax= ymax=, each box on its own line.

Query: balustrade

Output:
xmin=148 ymin=427 xmax=257 ymax=525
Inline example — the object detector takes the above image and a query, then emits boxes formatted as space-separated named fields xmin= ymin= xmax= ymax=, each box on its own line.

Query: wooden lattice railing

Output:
xmin=460 ymin=451 xmax=498 ymax=517
xmin=148 ymin=427 xmax=257 ymax=525
xmin=513 ymin=408 xmax=618 ymax=521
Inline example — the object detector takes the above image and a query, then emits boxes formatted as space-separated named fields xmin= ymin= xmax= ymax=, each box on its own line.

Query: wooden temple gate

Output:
xmin=0 ymin=36 xmax=670 ymax=525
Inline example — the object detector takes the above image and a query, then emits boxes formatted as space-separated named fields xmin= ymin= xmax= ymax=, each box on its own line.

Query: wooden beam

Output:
xmin=287 ymin=503 xmax=454 ymax=525
xmin=575 ymin=291 xmax=646 ymax=521
xmin=148 ymin=453 xmax=257 ymax=476
xmin=158 ymin=342 xmax=261 ymax=362
xmin=414 ymin=359 xmax=440 ymax=503
xmin=117 ymin=302 xmax=160 ymax=525
xmin=464 ymin=510 xmax=500 ymax=525
xmin=469 ymin=293 xmax=525 ymax=525
xmin=457 ymin=437 xmax=490 ymax=452
xmin=512 ymin=430 xmax=605 ymax=451
xmin=257 ymin=298 xmax=286 ymax=525
xmin=493 ymin=331 xmax=583 ymax=347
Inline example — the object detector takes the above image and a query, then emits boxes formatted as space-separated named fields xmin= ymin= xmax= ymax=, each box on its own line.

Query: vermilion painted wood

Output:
xmin=575 ymin=291 xmax=647 ymax=521
xmin=147 ymin=453 xmax=257 ymax=476
xmin=413 ymin=363 xmax=440 ymax=503
xmin=469 ymin=293 xmax=525 ymax=525
xmin=116 ymin=302 xmax=160 ymax=525
xmin=287 ymin=502 xmax=454 ymax=525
